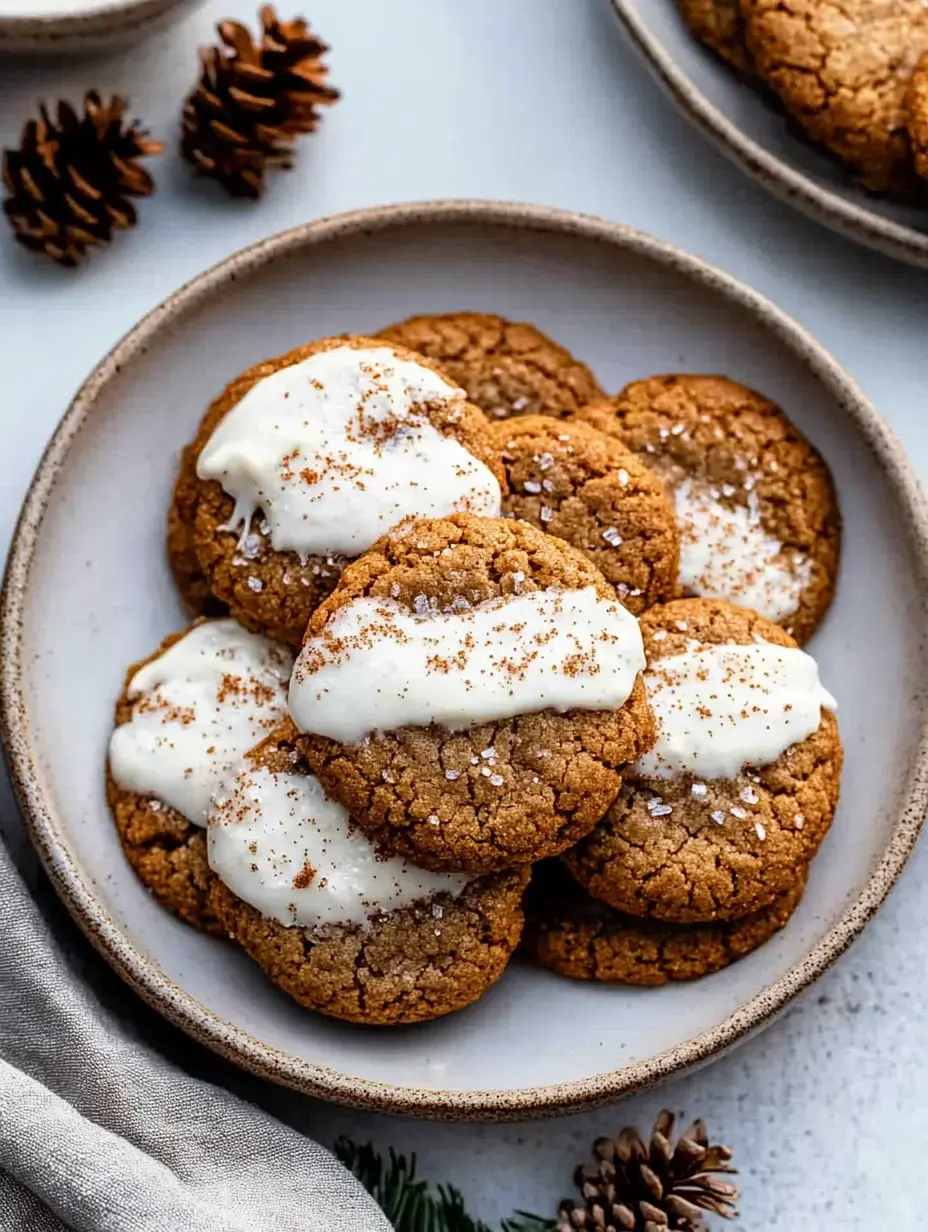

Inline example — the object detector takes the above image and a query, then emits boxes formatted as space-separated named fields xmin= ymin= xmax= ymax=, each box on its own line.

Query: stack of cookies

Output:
xmin=678 ymin=0 xmax=928 ymax=196
xmin=106 ymin=311 xmax=842 ymax=1026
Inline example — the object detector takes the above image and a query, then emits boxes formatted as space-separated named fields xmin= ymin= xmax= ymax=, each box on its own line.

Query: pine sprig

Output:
xmin=335 ymin=1137 xmax=556 ymax=1232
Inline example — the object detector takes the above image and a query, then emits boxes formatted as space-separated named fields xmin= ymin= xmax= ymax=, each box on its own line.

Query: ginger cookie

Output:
xmin=176 ymin=335 xmax=506 ymax=647
xmin=740 ymin=0 xmax=928 ymax=193
xmin=289 ymin=513 xmax=655 ymax=875
xmin=564 ymin=598 xmax=841 ymax=924
xmin=677 ymin=0 xmax=753 ymax=74
xmin=491 ymin=415 xmax=679 ymax=615
xmin=574 ymin=374 xmax=840 ymax=644
xmin=107 ymin=620 xmax=292 ymax=932
xmin=167 ymin=443 xmax=227 ymax=617
xmin=377 ymin=311 xmax=604 ymax=422
xmin=206 ymin=724 xmax=528 ymax=1025
xmin=906 ymin=50 xmax=928 ymax=181
xmin=524 ymin=860 xmax=806 ymax=985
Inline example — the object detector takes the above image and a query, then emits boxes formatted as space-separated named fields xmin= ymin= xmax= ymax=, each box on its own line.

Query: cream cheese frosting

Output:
xmin=196 ymin=345 xmax=502 ymax=559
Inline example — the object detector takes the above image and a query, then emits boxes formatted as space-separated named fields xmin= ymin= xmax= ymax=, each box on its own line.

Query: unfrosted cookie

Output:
xmin=205 ymin=724 xmax=528 ymax=1025
xmin=377 ymin=311 xmax=604 ymax=422
xmin=491 ymin=416 xmax=680 ymax=615
xmin=564 ymin=598 xmax=841 ymax=924
xmin=740 ymin=0 xmax=928 ymax=193
xmin=906 ymin=50 xmax=928 ymax=181
xmin=524 ymin=860 xmax=806 ymax=984
xmin=574 ymin=375 xmax=840 ymax=644
xmin=106 ymin=620 xmax=292 ymax=932
xmin=175 ymin=335 xmax=506 ymax=647
xmin=289 ymin=513 xmax=655 ymax=875
xmin=677 ymin=0 xmax=753 ymax=73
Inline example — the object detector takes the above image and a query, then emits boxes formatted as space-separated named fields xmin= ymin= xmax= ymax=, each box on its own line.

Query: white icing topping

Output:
xmin=108 ymin=621 xmax=293 ymax=826
xmin=289 ymin=586 xmax=645 ymax=744
xmin=674 ymin=479 xmax=812 ymax=623
xmin=196 ymin=345 xmax=502 ymax=558
xmin=634 ymin=642 xmax=836 ymax=780
xmin=207 ymin=765 xmax=469 ymax=928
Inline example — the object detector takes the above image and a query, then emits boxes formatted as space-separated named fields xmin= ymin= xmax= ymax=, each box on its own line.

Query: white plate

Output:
xmin=612 ymin=0 xmax=928 ymax=268
xmin=4 ymin=201 xmax=928 ymax=1120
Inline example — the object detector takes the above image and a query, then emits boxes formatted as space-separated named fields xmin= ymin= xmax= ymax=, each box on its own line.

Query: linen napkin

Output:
xmin=0 ymin=832 xmax=392 ymax=1232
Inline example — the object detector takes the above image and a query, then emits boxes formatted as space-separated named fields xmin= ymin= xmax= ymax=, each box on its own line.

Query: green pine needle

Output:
xmin=335 ymin=1137 xmax=557 ymax=1232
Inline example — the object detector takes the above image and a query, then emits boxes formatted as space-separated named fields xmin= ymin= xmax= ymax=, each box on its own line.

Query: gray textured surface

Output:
xmin=0 ymin=0 xmax=925 ymax=1225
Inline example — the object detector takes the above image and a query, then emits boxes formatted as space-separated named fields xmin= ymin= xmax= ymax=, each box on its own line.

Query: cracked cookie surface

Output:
xmin=377 ymin=311 xmax=604 ymax=422
xmin=175 ymin=334 xmax=505 ymax=647
xmin=524 ymin=860 xmax=806 ymax=984
xmin=106 ymin=628 xmax=224 ymax=935
xmin=740 ymin=0 xmax=928 ymax=192
xmin=207 ymin=727 xmax=529 ymax=1025
xmin=905 ymin=49 xmax=928 ymax=181
xmin=492 ymin=415 xmax=680 ymax=615
xmin=677 ymin=0 xmax=753 ymax=72
xmin=573 ymin=374 xmax=840 ymax=644
xmin=294 ymin=514 xmax=656 ymax=875
xmin=564 ymin=598 xmax=841 ymax=924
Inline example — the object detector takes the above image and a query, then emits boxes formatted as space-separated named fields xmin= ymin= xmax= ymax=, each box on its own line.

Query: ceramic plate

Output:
xmin=611 ymin=0 xmax=928 ymax=268
xmin=4 ymin=201 xmax=928 ymax=1121
xmin=0 ymin=0 xmax=197 ymax=53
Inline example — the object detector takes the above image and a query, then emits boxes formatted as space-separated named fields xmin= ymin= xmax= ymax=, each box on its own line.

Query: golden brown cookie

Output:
xmin=293 ymin=513 xmax=656 ymax=875
xmin=740 ymin=0 xmax=928 ymax=193
xmin=107 ymin=628 xmax=224 ymax=935
xmin=167 ymin=443 xmax=227 ymax=617
xmin=207 ymin=726 xmax=529 ymax=1025
xmin=574 ymin=374 xmax=840 ymax=644
xmin=377 ymin=311 xmax=604 ymax=422
xmin=524 ymin=860 xmax=806 ymax=984
xmin=491 ymin=415 xmax=679 ymax=615
xmin=677 ymin=0 xmax=753 ymax=73
xmin=564 ymin=598 xmax=841 ymax=924
xmin=178 ymin=335 xmax=505 ymax=647
xmin=905 ymin=50 xmax=928 ymax=182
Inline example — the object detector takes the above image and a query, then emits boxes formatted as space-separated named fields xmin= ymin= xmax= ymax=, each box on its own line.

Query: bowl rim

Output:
xmin=610 ymin=0 xmax=928 ymax=269
xmin=0 ymin=0 xmax=186 ymax=44
xmin=4 ymin=198 xmax=928 ymax=1121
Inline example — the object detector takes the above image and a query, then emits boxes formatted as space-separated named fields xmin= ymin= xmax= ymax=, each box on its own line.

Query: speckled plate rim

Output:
xmin=0 ymin=0 xmax=193 ymax=51
xmin=610 ymin=0 xmax=928 ymax=269
xmin=3 ymin=199 xmax=928 ymax=1122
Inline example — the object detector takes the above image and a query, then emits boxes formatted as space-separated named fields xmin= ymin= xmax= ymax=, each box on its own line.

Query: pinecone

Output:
xmin=2 ymin=93 xmax=162 ymax=267
xmin=558 ymin=1111 xmax=739 ymax=1232
xmin=181 ymin=5 xmax=339 ymax=198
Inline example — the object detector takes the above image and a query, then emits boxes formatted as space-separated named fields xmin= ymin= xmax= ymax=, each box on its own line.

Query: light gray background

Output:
xmin=0 ymin=0 xmax=925 ymax=1226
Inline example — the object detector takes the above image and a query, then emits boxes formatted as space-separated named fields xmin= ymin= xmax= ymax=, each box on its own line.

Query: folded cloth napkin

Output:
xmin=0 ymin=834 xmax=392 ymax=1232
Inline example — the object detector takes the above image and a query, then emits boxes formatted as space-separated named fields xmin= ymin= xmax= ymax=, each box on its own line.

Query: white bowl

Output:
xmin=4 ymin=201 xmax=928 ymax=1121
xmin=0 ymin=0 xmax=198 ymax=53
xmin=611 ymin=0 xmax=928 ymax=267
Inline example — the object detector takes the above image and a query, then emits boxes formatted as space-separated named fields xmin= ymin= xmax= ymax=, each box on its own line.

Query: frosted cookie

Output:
xmin=740 ymin=0 xmax=928 ymax=193
xmin=906 ymin=51 xmax=928 ymax=182
xmin=677 ymin=0 xmax=753 ymax=73
xmin=289 ymin=513 xmax=655 ymax=875
xmin=106 ymin=620 xmax=292 ymax=931
xmin=377 ymin=311 xmax=604 ymax=422
xmin=167 ymin=443 xmax=227 ymax=617
xmin=491 ymin=415 xmax=679 ymax=615
xmin=206 ymin=724 xmax=528 ymax=1025
xmin=564 ymin=598 xmax=841 ymax=923
xmin=524 ymin=860 xmax=806 ymax=984
xmin=574 ymin=375 xmax=840 ymax=644
xmin=173 ymin=335 xmax=505 ymax=647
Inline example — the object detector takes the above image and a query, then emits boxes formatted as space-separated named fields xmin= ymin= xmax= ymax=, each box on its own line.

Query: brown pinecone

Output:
xmin=2 ymin=92 xmax=162 ymax=267
xmin=558 ymin=1111 xmax=739 ymax=1232
xmin=181 ymin=5 xmax=339 ymax=198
